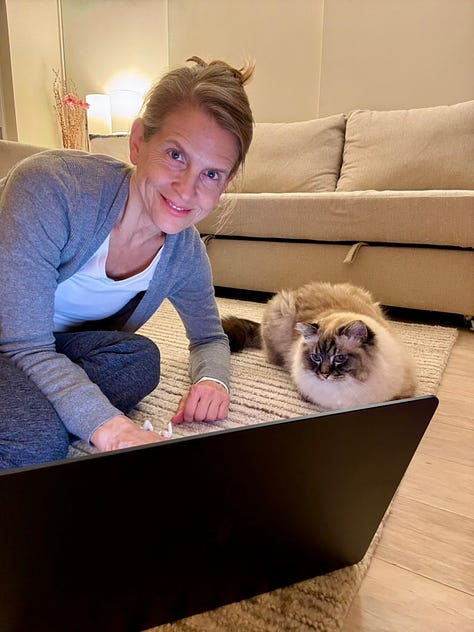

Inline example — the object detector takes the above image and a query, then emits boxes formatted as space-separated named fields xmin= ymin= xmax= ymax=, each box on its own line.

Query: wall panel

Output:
xmin=319 ymin=0 xmax=474 ymax=115
xmin=168 ymin=0 xmax=324 ymax=123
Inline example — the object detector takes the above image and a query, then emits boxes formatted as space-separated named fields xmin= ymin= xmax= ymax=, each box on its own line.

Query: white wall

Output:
xmin=2 ymin=0 xmax=474 ymax=146
xmin=319 ymin=0 xmax=474 ymax=115
xmin=4 ymin=0 xmax=62 ymax=146
xmin=168 ymin=0 xmax=324 ymax=123
xmin=62 ymin=0 xmax=168 ymax=100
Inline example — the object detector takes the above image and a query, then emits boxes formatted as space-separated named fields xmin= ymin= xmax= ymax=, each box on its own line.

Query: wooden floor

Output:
xmin=343 ymin=328 xmax=474 ymax=631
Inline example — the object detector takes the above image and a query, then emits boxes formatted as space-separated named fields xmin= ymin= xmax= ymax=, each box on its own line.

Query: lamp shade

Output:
xmin=86 ymin=94 xmax=112 ymax=135
xmin=109 ymin=90 xmax=142 ymax=134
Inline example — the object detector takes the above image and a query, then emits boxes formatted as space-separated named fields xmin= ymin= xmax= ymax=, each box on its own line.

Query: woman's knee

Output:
xmin=2 ymin=414 xmax=70 ymax=469
xmin=0 ymin=429 xmax=69 ymax=470
xmin=0 ymin=355 xmax=69 ymax=469
xmin=55 ymin=330 xmax=161 ymax=413
xmin=129 ymin=334 xmax=161 ymax=394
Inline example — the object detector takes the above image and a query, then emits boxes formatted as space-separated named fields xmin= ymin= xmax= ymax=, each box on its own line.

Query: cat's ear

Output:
xmin=338 ymin=320 xmax=374 ymax=344
xmin=295 ymin=322 xmax=319 ymax=342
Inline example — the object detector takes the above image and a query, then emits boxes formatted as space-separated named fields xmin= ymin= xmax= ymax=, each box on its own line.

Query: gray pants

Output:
xmin=0 ymin=331 xmax=160 ymax=470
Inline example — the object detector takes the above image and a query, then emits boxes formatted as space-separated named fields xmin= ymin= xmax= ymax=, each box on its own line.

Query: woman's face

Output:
xmin=128 ymin=106 xmax=239 ymax=235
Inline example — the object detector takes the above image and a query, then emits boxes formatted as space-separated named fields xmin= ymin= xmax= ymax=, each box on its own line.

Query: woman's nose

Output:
xmin=174 ymin=169 xmax=196 ymax=202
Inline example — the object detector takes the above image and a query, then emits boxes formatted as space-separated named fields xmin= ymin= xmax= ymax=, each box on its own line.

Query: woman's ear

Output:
xmin=225 ymin=168 xmax=240 ymax=192
xmin=129 ymin=118 xmax=145 ymax=165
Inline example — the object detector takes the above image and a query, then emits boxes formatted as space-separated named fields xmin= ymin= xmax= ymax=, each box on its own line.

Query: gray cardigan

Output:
xmin=0 ymin=150 xmax=230 ymax=442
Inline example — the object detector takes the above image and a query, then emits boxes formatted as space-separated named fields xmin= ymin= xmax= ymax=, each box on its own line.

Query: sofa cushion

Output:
xmin=336 ymin=100 xmax=474 ymax=191
xmin=237 ymin=115 xmax=346 ymax=193
xmin=199 ymin=190 xmax=474 ymax=248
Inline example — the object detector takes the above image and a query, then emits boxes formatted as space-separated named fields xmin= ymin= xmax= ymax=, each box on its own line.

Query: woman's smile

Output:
xmin=160 ymin=193 xmax=192 ymax=214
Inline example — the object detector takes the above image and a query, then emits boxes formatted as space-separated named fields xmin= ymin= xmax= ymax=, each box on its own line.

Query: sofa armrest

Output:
xmin=0 ymin=139 xmax=50 ymax=179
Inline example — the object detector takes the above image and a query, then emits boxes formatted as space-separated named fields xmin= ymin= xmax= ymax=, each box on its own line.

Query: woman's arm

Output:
xmin=167 ymin=236 xmax=231 ymax=423
xmin=0 ymin=153 xmax=127 ymax=442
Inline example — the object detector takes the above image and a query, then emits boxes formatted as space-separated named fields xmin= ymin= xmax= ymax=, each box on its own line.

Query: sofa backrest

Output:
xmin=89 ymin=117 xmax=349 ymax=194
xmin=88 ymin=118 xmax=349 ymax=195
xmin=0 ymin=140 xmax=49 ymax=179
xmin=4 ymin=98 xmax=472 ymax=192
xmin=89 ymin=135 xmax=131 ymax=164
xmin=336 ymin=99 xmax=474 ymax=191
xmin=235 ymin=115 xmax=346 ymax=193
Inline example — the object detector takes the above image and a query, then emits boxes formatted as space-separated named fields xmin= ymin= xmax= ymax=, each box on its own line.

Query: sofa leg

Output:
xmin=463 ymin=316 xmax=474 ymax=331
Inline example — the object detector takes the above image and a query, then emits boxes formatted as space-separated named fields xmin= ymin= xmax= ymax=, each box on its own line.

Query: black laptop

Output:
xmin=0 ymin=395 xmax=438 ymax=632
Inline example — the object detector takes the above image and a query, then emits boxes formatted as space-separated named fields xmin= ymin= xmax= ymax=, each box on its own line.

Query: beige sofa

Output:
xmin=1 ymin=99 xmax=473 ymax=319
xmin=198 ymin=99 xmax=474 ymax=320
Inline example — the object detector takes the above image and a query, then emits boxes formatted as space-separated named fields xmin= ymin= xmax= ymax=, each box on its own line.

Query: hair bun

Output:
xmin=186 ymin=56 xmax=255 ymax=86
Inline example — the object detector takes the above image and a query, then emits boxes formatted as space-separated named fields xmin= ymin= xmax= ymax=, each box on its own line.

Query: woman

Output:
xmin=0 ymin=57 xmax=254 ymax=469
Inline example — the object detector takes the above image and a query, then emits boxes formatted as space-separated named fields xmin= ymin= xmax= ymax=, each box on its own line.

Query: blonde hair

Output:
xmin=140 ymin=56 xmax=255 ymax=177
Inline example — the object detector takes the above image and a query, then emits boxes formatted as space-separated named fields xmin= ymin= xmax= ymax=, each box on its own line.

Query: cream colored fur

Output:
xmin=261 ymin=282 xmax=417 ymax=411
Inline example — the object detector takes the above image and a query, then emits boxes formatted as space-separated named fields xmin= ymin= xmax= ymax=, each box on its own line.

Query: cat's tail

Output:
xmin=221 ymin=316 xmax=262 ymax=352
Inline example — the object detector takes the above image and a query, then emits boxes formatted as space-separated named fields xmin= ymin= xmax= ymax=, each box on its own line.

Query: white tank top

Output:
xmin=53 ymin=235 xmax=161 ymax=332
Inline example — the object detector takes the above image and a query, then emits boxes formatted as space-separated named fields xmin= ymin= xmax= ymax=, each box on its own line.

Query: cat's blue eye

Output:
xmin=334 ymin=354 xmax=347 ymax=364
xmin=309 ymin=353 xmax=322 ymax=364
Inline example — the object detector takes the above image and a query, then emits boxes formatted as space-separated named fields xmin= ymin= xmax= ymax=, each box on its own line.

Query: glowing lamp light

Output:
xmin=85 ymin=94 xmax=112 ymax=136
xmin=109 ymin=90 xmax=142 ymax=134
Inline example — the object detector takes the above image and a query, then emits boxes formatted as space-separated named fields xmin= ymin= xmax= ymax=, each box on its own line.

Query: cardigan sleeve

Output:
xmin=0 ymin=153 xmax=126 ymax=442
xmin=118 ymin=227 xmax=230 ymax=390
xmin=166 ymin=232 xmax=230 ymax=389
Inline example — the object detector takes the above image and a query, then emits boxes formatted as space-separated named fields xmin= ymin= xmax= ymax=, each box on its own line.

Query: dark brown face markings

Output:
xmin=302 ymin=331 xmax=374 ymax=381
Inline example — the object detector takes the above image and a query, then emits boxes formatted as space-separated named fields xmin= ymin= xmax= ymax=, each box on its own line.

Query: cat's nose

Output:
xmin=319 ymin=362 xmax=331 ymax=377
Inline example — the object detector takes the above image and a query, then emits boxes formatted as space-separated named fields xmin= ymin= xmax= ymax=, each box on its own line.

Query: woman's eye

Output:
xmin=334 ymin=354 xmax=347 ymax=364
xmin=205 ymin=170 xmax=219 ymax=181
xmin=169 ymin=149 xmax=183 ymax=161
xmin=309 ymin=353 xmax=322 ymax=364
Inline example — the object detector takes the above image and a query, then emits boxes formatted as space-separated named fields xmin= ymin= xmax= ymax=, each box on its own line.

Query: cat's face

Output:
xmin=295 ymin=320 xmax=376 ymax=382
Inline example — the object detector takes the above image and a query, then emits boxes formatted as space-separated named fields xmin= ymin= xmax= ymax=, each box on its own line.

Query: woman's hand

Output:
xmin=171 ymin=380 xmax=230 ymax=424
xmin=91 ymin=415 xmax=166 ymax=452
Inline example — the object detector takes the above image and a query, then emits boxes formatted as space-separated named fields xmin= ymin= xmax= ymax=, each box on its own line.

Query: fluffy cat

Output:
xmin=222 ymin=282 xmax=417 ymax=411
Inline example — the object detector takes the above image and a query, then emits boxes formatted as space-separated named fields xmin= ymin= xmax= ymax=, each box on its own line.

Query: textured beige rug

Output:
xmin=72 ymin=297 xmax=459 ymax=631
